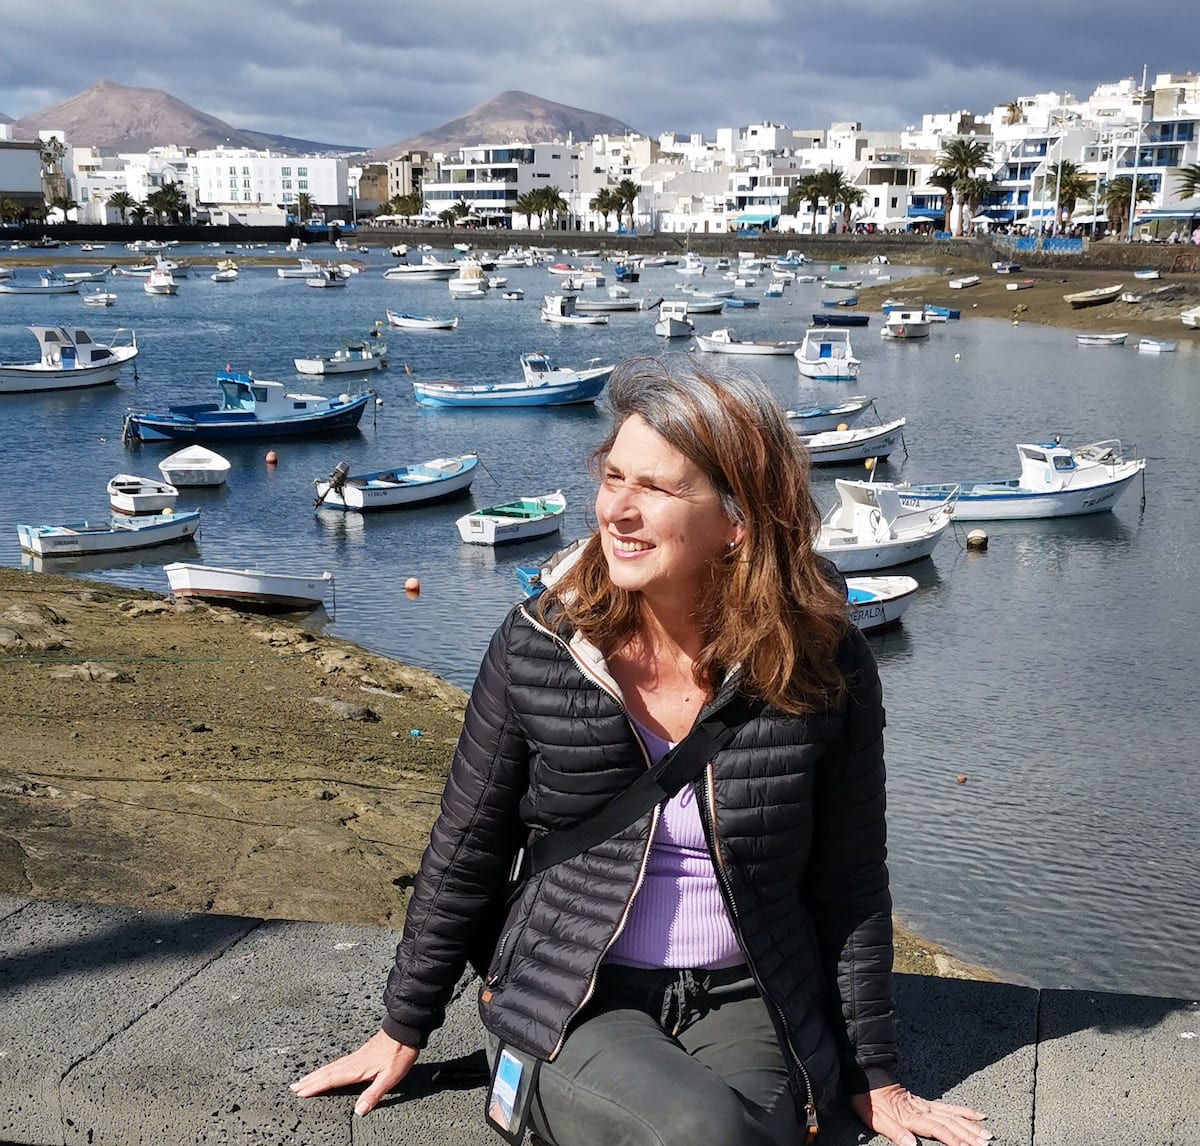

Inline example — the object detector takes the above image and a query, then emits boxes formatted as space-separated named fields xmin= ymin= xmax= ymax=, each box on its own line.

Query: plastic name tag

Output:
xmin=484 ymin=1042 xmax=542 ymax=1144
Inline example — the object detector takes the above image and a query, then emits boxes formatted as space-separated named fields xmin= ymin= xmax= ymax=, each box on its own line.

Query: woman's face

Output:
xmin=596 ymin=415 xmax=742 ymax=607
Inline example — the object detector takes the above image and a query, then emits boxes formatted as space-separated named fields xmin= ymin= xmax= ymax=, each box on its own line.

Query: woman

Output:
xmin=292 ymin=360 xmax=989 ymax=1146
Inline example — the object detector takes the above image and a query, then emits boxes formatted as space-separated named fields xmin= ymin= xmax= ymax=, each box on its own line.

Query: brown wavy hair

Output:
xmin=544 ymin=357 xmax=849 ymax=714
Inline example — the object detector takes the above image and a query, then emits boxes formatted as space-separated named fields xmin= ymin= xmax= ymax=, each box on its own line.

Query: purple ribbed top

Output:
xmin=605 ymin=719 xmax=744 ymax=970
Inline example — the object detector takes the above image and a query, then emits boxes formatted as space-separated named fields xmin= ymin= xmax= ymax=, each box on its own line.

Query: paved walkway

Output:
xmin=1 ymin=894 xmax=1196 ymax=1145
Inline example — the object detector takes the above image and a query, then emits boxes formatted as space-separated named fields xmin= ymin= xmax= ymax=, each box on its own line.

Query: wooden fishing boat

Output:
xmin=456 ymin=491 xmax=567 ymax=546
xmin=163 ymin=563 xmax=334 ymax=611
xmin=1063 ymin=284 xmax=1122 ymax=308
xmin=17 ymin=510 xmax=201 ymax=557
xmin=314 ymin=453 xmax=479 ymax=510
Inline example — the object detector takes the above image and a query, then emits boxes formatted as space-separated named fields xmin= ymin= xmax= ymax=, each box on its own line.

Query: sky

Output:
xmin=0 ymin=0 xmax=1196 ymax=149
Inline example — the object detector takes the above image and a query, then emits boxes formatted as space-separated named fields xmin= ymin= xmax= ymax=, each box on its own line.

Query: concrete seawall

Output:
xmin=2 ymin=893 xmax=1197 ymax=1145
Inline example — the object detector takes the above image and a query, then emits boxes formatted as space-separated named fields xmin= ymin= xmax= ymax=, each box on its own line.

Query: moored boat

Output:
xmin=794 ymin=418 xmax=906 ymax=465
xmin=1006 ymin=279 xmax=1036 ymax=291
xmin=1076 ymin=332 xmax=1127 ymax=347
xmin=783 ymin=396 xmax=876 ymax=434
xmin=456 ymin=490 xmax=568 ymax=546
xmin=143 ymin=266 xmax=178 ymax=295
xmin=0 ymin=269 xmax=80 ymax=295
xmin=815 ymin=479 xmax=956 ymax=572
xmin=157 ymin=445 xmax=231 ymax=486
xmin=294 ymin=339 xmax=387 ymax=375
xmin=540 ymin=294 xmax=608 ymax=326
xmin=692 ymin=328 xmax=801 ymax=355
xmin=107 ymin=473 xmax=179 ymax=515
xmin=948 ymin=275 xmax=981 ymax=289
xmin=811 ymin=312 xmax=869 ymax=327
xmin=0 ymin=326 xmax=139 ymax=394
xmin=412 ymin=352 xmax=613 ymax=407
xmin=122 ymin=369 xmax=374 ymax=442
xmin=846 ymin=576 xmax=921 ymax=632
xmin=654 ymin=300 xmax=694 ymax=338
xmin=163 ymin=562 xmax=334 ymax=612
xmin=17 ymin=510 xmax=201 ymax=557
xmin=880 ymin=309 xmax=931 ymax=340
xmin=795 ymin=328 xmax=861 ymax=381
xmin=1136 ymin=337 xmax=1176 ymax=353
xmin=386 ymin=310 xmax=459 ymax=331
xmin=889 ymin=438 xmax=1145 ymax=520
xmin=313 ymin=453 xmax=479 ymax=510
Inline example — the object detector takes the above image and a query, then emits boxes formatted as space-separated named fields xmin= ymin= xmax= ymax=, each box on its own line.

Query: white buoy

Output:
xmin=966 ymin=528 xmax=988 ymax=552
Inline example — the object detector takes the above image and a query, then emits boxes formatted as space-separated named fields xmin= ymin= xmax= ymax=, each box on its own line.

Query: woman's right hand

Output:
xmin=290 ymin=1029 xmax=419 ymax=1117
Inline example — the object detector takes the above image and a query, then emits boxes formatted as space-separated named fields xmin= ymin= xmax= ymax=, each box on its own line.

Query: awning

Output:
xmin=1132 ymin=205 xmax=1200 ymax=220
xmin=733 ymin=212 xmax=778 ymax=225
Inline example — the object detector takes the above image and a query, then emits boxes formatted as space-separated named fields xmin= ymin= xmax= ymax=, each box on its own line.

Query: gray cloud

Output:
xmin=0 ymin=0 xmax=1192 ymax=146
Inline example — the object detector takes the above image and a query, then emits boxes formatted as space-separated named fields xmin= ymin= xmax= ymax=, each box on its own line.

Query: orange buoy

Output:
xmin=864 ymin=457 xmax=877 ymax=472
xmin=955 ymin=774 xmax=968 ymax=784
xmin=265 ymin=450 xmax=278 ymax=465
xmin=404 ymin=576 xmax=420 ymax=593
xmin=836 ymin=422 xmax=849 ymax=431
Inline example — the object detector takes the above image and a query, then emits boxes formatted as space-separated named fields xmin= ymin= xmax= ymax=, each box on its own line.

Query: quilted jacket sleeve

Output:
xmin=382 ymin=609 xmax=531 ymax=1047
xmin=802 ymin=626 xmax=897 ymax=1094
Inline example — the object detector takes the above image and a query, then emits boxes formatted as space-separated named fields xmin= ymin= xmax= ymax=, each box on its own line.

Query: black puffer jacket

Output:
xmin=383 ymin=599 xmax=896 ymax=1114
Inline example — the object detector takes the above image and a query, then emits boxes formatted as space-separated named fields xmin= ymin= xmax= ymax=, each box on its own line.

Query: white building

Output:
xmin=189 ymin=148 xmax=348 ymax=224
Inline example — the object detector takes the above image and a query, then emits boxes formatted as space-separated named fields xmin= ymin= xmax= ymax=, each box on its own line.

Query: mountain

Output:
xmin=0 ymin=112 xmax=13 ymax=126
xmin=378 ymin=90 xmax=640 ymax=157
xmin=10 ymin=79 xmax=363 ymax=154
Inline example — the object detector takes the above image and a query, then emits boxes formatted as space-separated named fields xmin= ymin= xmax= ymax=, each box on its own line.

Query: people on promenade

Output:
xmin=292 ymin=359 xmax=990 ymax=1146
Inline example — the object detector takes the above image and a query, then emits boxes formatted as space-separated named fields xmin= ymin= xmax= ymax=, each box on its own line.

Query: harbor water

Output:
xmin=1 ymin=243 xmax=1197 ymax=1000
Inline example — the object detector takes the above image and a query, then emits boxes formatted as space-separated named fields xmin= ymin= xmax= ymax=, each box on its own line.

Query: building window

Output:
xmin=243 ymin=192 xmax=251 ymax=201
xmin=282 ymin=166 xmax=291 ymax=176
xmin=299 ymin=179 xmax=307 ymax=190
xmin=298 ymin=166 xmax=308 ymax=176
xmin=243 ymin=179 xmax=251 ymax=189
xmin=229 ymin=167 xmax=237 ymax=176
xmin=242 ymin=166 xmax=250 ymax=175
xmin=282 ymin=179 xmax=292 ymax=190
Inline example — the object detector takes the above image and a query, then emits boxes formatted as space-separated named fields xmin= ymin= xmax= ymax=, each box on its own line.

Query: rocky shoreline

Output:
xmin=0 ymin=566 xmax=995 ymax=982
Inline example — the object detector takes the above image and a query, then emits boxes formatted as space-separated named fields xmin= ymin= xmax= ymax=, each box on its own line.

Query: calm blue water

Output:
xmin=2 ymin=244 xmax=1197 ymax=1000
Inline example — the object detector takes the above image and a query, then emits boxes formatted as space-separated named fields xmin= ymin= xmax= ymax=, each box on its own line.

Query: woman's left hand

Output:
xmin=850 ymin=1084 xmax=992 ymax=1146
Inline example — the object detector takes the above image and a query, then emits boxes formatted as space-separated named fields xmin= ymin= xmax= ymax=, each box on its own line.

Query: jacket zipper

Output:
xmin=701 ymin=764 xmax=819 ymax=1141
xmin=516 ymin=607 xmax=662 ymax=1060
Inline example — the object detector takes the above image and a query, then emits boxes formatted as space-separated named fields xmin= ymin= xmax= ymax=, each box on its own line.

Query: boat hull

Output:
xmin=796 ymin=419 xmax=906 ymax=464
xmin=456 ymin=494 xmax=567 ymax=545
xmin=817 ymin=525 xmax=947 ymax=572
xmin=123 ymin=393 xmax=372 ymax=441
xmin=896 ymin=469 xmax=1143 ymax=520
xmin=17 ymin=511 xmax=201 ymax=557
xmin=315 ymin=456 xmax=478 ymax=510
xmin=412 ymin=369 xmax=610 ymax=407
xmin=157 ymin=446 xmax=231 ymax=486
xmin=846 ymin=576 xmax=920 ymax=631
xmin=163 ymin=563 xmax=333 ymax=611
xmin=784 ymin=398 xmax=874 ymax=434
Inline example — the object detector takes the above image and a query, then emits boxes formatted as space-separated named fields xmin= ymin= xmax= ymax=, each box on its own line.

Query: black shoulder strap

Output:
xmin=525 ymin=693 xmax=759 ymax=876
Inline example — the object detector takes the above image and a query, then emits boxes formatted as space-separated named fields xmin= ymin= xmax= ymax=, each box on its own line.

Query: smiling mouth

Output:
xmin=611 ymin=536 xmax=653 ymax=554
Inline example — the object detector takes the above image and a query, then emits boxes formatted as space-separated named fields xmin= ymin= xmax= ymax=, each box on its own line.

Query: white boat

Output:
xmin=948 ymin=275 xmax=981 ymax=289
xmin=157 ymin=445 xmax=231 ymax=487
xmin=107 ymin=473 xmax=180 ymax=515
xmin=880 ymin=309 xmax=931 ymax=340
xmin=692 ymin=328 xmax=801 ymax=355
xmin=143 ymin=267 xmax=178 ymax=295
xmin=815 ymin=479 xmax=956 ymax=572
xmin=654 ymin=300 xmax=694 ymax=338
xmin=294 ymin=338 xmax=387 ymax=375
xmin=1076 ymin=332 xmax=1127 ymax=347
xmin=1136 ymin=338 xmax=1176 ymax=354
xmin=382 ymin=256 xmax=458 ymax=281
xmin=83 ymin=289 xmax=118 ymax=307
xmin=313 ymin=453 xmax=479 ymax=510
xmin=1133 ymin=268 xmax=1161 ymax=281
xmin=448 ymin=262 xmax=490 ymax=296
xmin=0 ymin=269 xmax=80 ymax=295
xmin=795 ymin=328 xmax=861 ymax=380
xmin=277 ymin=258 xmax=320 ymax=279
xmin=17 ymin=510 xmax=201 ymax=557
xmin=540 ymin=294 xmax=608 ymax=326
xmin=386 ymin=310 xmax=459 ymax=331
xmin=62 ymin=268 xmax=113 ymax=283
xmin=1180 ymin=305 xmax=1200 ymax=328
xmin=890 ymin=439 xmax=1145 ymax=520
xmin=679 ymin=297 xmax=724 ymax=315
xmin=846 ymin=576 xmax=921 ymax=632
xmin=163 ymin=562 xmax=334 ymax=611
xmin=784 ymin=396 xmax=876 ymax=434
xmin=1006 ymin=279 xmax=1036 ymax=291
xmin=306 ymin=265 xmax=348 ymax=288
xmin=413 ymin=352 xmax=612 ymax=407
xmin=211 ymin=267 xmax=239 ymax=282
xmin=456 ymin=490 xmax=568 ymax=546
xmin=572 ymin=293 xmax=659 ymax=313
xmin=795 ymin=418 xmax=906 ymax=465
xmin=1063 ymin=284 xmax=1122 ymax=309
xmin=0 ymin=326 xmax=139 ymax=393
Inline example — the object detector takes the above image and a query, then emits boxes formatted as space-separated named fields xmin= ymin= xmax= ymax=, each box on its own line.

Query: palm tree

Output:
xmin=130 ymin=203 xmax=150 ymax=225
xmin=391 ymin=192 xmax=425 ymax=219
xmin=146 ymin=181 xmax=186 ymax=224
xmin=936 ymin=139 xmax=992 ymax=235
xmin=1102 ymin=175 xmax=1154 ymax=238
xmin=49 ymin=195 xmax=78 ymax=222
xmin=1039 ymin=161 xmax=1092 ymax=230
xmin=1004 ymin=101 xmax=1024 ymax=126
xmin=590 ymin=188 xmax=616 ymax=231
xmin=437 ymin=208 xmax=457 ymax=227
xmin=956 ymin=176 xmax=995 ymax=229
xmin=1173 ymin=163 xmax=1200 ymax=201
xmin=787 ymin=174 xmax=823 ymax=235
xmin=927 ymin=169 xmax=958 ymax=234
xmin=613 ymin=178 xmax=640 ymax=230
xmin=514 ymin=192 xmax=539 ymax=230
xmin=105 ymin=190 xmax=137 ymax=223
xmin=0 ymin=198 xmax=21 ymax=223
xmin=296 ymin=192 xmax=314 ymax=222
xmin=835 ymin=180 xmax=864 ymax=233
xmin=39 ymin=136 xmax=67 ymax=202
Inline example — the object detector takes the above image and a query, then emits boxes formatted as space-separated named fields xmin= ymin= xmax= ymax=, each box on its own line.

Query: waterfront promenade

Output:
xmin=2 ymin=892 xmax=1197 ymax=1146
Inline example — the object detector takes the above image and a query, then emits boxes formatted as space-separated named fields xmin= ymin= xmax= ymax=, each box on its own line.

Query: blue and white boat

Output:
xmin=846 ymin=576 xmax=920 ymax=632
xmin=411 ymin=352 xmax=613 ymax=407
xmin=783 ymin=396 xmax=876 ymax=434
xmin=17 ymin=510 xmax=201 ymax=557
xmin=820 ymin=294 xmax=859 ymax=308
xmin=811 ymin=312 xmax=869 ymax=327
xmin=313 ymin=453 xmax=479 ymax=510
xmin=122 ymin=369 xmax=374 ymax=442
xmin=794 ymin=328 xmax=862 ymax=381
xmin=0 ymin=269 xmax=80 ymax=295
xmin=722 ymin=297 xmax=760 ymax=308
xmin=889 ymin=439 xmax=1145 ymax=520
